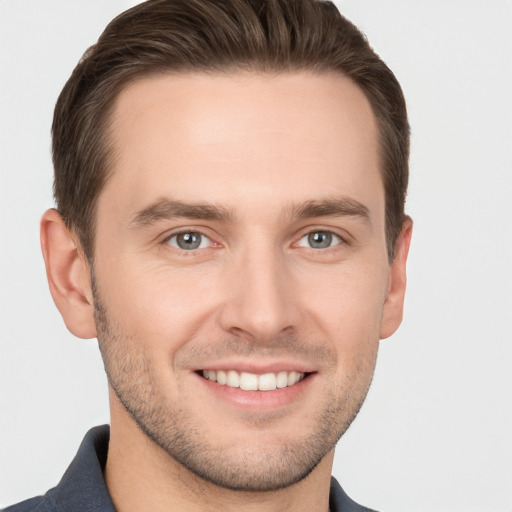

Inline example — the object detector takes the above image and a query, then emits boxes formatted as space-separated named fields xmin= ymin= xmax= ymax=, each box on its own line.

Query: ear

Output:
xmin=40 ymin=209 xmax=97 ymax=339
xmin=380 ymin=217 xmax=413 ymax=340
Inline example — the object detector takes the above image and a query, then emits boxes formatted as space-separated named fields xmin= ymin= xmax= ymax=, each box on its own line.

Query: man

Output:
xmin=3 ymin=0 xmax=411 ymax=511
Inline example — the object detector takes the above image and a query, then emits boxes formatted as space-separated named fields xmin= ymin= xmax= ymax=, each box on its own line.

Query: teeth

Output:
xmin=226 ymin=370 xmax=240 ymax=388
xmin=288 ymin=371 xmax=300 ymax=386
xmin=240 ymin=372 xmax=258 ymax=391
xmin=216 ymin=370 xmax=227 ymax=385
xmin=201 ymin=370 xmax=306 ymax=391
xmin=276 ymin=371 xmax=288 ymax=389
xmin=258 ymin=373 xmax=277 ymax=391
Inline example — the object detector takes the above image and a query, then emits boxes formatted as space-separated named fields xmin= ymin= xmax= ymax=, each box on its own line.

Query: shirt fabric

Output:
xmin=2 ymin=425 xmax=376 ymax=512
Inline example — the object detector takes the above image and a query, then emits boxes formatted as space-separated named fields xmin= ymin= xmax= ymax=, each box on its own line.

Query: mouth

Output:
xmin=199 ymin=369 xmax=308 ymax=391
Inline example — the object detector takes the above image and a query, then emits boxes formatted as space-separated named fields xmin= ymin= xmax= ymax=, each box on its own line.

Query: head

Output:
xmin=42 ymin=0 xmax=412 ymax=494
xmin=52 ymin=0 xmax=409 ymax=263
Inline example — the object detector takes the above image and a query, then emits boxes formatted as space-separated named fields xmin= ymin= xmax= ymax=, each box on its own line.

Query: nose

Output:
xmin=218 ymin=245 xmax=299 ymax=344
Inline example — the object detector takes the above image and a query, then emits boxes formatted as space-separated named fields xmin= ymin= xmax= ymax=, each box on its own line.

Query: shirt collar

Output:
xmin=48 ymin=425 xmax=116 ymax=512
xmin=46 ymin=424 xmax=372 ymax=512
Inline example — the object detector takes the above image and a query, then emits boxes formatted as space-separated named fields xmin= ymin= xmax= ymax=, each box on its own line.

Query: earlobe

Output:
xmin=380 ymin=217 xmax=413 ymax=340
xmin=40 ymin=209 xmax=97 ymax=339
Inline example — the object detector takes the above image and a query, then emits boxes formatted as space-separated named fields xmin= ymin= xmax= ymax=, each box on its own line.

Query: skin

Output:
xmin=41 ymin=72 xmax=412 ymax=512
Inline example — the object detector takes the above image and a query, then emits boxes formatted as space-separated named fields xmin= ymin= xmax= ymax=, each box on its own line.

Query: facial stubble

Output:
xmin=93 ymin=283 xmax=378 ymax=492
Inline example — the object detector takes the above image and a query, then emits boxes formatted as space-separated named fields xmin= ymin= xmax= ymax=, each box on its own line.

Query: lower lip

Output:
xmin=194 ymin=372 xmax=315 ymax=410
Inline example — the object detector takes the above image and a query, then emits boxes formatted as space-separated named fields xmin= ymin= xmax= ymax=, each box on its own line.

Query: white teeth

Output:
xmin=226 ymin=370 xmax=240 ymax=388
xmin=216 ymin=370 xmax=227 ymax=385
xmin=276 ymin=371 xmax=288 ymax=388
xmin=202 ymin=370 xmax=305 ymax=391
xmin=240 ymin=372 xmax=258 ymax=391
xmin=288 ymin=371 xmax=300 ymax=386
xmin=258 ymin=373 xmax=277 ymax=391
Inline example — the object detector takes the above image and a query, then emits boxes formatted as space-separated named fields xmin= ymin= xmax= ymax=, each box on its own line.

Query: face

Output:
xmin=91 ymin=72 xmax=399 ymax=491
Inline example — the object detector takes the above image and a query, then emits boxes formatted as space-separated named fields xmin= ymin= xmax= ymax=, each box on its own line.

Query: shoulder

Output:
xmin=1 ymin=495 xmax=57 ymax=512
xmin=2 ymin=425 xmax=114 ymax=512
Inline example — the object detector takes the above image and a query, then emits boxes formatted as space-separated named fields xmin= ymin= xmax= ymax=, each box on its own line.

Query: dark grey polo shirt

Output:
xmin=2 ymin=425 xmax=376 ymax=512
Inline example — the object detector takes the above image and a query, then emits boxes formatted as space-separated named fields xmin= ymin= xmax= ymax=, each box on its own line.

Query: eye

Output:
xmin=166 ymin=231 xmax=211 ymax=251
xmin=297 ymin=230 xmax=342 ymax=249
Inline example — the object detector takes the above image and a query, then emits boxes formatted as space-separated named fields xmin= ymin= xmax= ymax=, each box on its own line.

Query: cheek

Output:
xmin=95 ymin=244 xmax=389 ymax=361
xmin=96 ymin=258 xmax=220 ymax=350
xmin=298 ymin=263 xmax=388 ymax=350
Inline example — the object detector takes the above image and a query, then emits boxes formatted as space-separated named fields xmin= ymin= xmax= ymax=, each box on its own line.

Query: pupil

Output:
xmin=178 ymin=232 xmax=201 ymax=250
xmin=309 ymin=231 xmax=331 ymax=249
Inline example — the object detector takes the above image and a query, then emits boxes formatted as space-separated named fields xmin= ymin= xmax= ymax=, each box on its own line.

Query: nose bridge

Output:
xmin=219 ymin=239 xmax=297 ymax=342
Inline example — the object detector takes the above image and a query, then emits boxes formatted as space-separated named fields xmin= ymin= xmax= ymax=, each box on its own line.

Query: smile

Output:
xmin=201 ymin=370 xmax=306 ymax=391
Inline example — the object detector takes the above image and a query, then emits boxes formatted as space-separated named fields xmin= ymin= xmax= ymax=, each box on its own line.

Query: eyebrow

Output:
xmin=292 ymin=198 xmax=370 ymax=223
xmin=130 ymin=196 xmax=370 ymax=228
xmin=131 ymin=198 xmax=233 ymax=227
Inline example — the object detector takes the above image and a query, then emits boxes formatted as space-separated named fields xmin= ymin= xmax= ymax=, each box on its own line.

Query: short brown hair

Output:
xmin=52 ymin=0 xmax=409 ymax=261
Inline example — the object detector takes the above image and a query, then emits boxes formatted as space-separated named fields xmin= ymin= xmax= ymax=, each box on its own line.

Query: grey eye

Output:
xmin=167 ymin=232 xmax=210 ymax=250
xmin=297 ymin=231 xmax=342 ymax=249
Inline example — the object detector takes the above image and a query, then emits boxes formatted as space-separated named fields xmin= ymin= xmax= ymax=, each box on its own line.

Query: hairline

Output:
xmin=80 ymin=67 xmax=396 ymax=263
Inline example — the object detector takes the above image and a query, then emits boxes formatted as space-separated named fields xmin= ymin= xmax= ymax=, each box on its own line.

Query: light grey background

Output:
xmin=1 ymin=1 xmax=511 ymax=510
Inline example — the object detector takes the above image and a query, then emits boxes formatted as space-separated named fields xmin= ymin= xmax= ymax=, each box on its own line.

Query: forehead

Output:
xmin=102 ymin=71 xmax=382 ymax=219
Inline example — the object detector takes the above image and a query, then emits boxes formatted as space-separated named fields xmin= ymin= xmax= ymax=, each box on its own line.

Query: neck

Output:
xmin=105 ymin=401 xmax=333 ymax=512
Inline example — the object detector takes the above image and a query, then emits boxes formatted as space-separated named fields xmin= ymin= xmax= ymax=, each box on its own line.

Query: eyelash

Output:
xmin=161 ymin=227 xmax=347 ymax=254
xmin=162 ymin=229 xmax=214 ymax=252
xmin=295 ymin=230 xmax=344 ymax=250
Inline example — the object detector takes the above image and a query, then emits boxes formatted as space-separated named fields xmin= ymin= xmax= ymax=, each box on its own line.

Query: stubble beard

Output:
xmin=93 ymin=288 xmax=378 ymax=493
